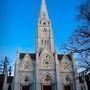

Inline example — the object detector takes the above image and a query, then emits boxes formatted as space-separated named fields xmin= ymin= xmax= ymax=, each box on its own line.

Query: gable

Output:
xmin=58 ymin=54 xmax=72 ymax=61
xmin=18 ymin=53 xmax=36 ymax=71
xmin=39 ymin=47 xmax=55 ymax=69
xmin=39 ymin=47 xmax=54 ymax=60
xmin=19 ymin=53 xmax=36 ymax=60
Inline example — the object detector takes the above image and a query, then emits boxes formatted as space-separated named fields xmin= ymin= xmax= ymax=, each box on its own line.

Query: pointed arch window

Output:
xmin=41 ymin=40 xmax=43 ymax=45
xmin=24 ymin=76 xmax=29 ymax=82
xmin=41 ymin=74 xmax=53 ymax=84
xmin=43 ymin=28 xmax=47 ymax=32
xmin=48 ymin=21 xmax=50 ymax=25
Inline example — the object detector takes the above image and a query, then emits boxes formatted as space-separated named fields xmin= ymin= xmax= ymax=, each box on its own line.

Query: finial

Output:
xmin=26 ymin=50 xmax=28 ymax=53
xmin=17 ymin=48 xmax=20 ymax=53
xmin=70 ymin=51 xmax=74 ymax=60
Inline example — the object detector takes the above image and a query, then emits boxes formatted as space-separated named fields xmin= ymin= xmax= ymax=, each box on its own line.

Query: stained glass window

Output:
xmin=41 ymin=54 xmax=52 ymax=68
xmin=24 ymin=62 xmax=29 ymax=69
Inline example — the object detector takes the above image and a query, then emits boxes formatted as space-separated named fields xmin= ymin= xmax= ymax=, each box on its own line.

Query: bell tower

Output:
xmin=36 ymin=0 xmax=54 ymax=53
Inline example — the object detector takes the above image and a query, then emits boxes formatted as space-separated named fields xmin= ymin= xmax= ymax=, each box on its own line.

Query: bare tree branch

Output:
xmin=62 ymin=0 xmax=90 ymax=70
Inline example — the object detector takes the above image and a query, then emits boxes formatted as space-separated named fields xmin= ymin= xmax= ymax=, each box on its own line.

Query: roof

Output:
xmin=58 ymin=54 xmax=63 ymax=60
xmin=67 ymin=54 xmax=72 ymax=60
xmin=19 ymin=53 xmax=36 ymax=60
xmin=19 ymin=53 xmax=72 ymax=61
xmin=20 ymin=53 xmax=25 ymax=59
xmin=29 ymin=53 xmax=36 ymax=60
xmin=58 ymin=54 xmax=72 ymax=60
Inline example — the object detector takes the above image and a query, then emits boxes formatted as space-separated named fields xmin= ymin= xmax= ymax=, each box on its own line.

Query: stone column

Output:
xmin=13 ymin=61 xmax=20 ymax=90
xmin=55 ymin=53 xmax=61 ymax=90
xmin=33 ymin=61 xmax=36 ymax=90
xmin=70 ymin=52 xmax=77 ymax=90
xmin=36 ymin=53 xmax=41 ymax=90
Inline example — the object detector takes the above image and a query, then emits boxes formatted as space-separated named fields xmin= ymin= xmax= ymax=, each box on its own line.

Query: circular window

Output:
xmin=42 ymin=54 xmax=52 ymax=68
xmin=43 ymin=22 xmax=46 ymax=25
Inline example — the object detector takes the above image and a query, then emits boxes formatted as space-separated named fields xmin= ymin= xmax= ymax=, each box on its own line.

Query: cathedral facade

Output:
xmin=13 ymin=0 xmax=80 ymax=90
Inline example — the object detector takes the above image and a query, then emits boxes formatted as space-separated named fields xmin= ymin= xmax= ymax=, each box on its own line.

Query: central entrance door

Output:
xmin=22 ymin=85 xmax=29 ymax=90
xmin=64 ymin=85 xmax=71 ymax=90
xmin=43 ymin=85 xmax=52 ymax=90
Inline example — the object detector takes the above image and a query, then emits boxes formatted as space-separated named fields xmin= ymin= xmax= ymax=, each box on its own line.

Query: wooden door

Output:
xmin=64 ymin=85 xmax=71 ymax=90
xmin=22 ymin=85 xmax=29 ymax=90
xmin=43 ymin=85 xmax=52 ymax=90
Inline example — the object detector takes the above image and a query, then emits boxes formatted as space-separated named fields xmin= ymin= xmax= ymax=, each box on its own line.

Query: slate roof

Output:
xmin=67 ymin=54 xmax=72 ymax=60
xmin=20 ymin=53 xmax=25 ymax=59
xmin=57 ymin=54 xmax=72 ymax=60
xmin=29 ymin=53 xmax=36 ymax=60
xmin=19 ymin=53 xmax=36 ymax=60
xmin=58 ymin=54 xmax=63 ymax=60
xmin=19 ymin=53 xmax=72 ymax=61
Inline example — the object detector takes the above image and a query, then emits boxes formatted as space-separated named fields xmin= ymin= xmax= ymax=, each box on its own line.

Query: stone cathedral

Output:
xmin=13 ymin=0 xmax=80 ymax=90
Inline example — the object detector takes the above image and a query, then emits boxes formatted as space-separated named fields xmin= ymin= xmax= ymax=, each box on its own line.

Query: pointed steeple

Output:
xmin=39 ymin=0 xmax=49 ymax=20
xmin=37 ymin=0 xmax=55 ymax=53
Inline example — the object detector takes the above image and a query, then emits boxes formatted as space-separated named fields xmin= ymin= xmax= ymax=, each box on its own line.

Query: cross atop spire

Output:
xmin=39 ymin=0 xmax=49 ymax=20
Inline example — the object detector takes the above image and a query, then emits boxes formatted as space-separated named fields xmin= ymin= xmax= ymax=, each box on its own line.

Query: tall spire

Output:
xmin=37 ymin=0 xmax=54 ymax=53
xmin=39 ymin=0 xmax=49 ymax=20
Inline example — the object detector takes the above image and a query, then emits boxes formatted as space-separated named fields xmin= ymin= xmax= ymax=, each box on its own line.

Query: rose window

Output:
xmin=42 ymin=54 xmax=52 ymax=68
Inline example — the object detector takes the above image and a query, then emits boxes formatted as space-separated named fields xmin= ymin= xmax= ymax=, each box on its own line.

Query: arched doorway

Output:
xmin=21 ymin=76 xmax=32 ymax=90
xmin=64 ymin=85 xmax=71 ymax=90
xmin=22 ymin=85 xmax=29 ymax=90
xmin=41 ymin=74 xmax=54 ymax=90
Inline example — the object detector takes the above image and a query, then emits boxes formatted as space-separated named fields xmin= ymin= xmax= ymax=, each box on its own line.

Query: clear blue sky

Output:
xmin=0 ymin=0 xmax=85 ymax=64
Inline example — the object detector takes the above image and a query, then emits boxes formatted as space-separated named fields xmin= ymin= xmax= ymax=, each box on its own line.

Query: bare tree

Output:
xmin=0 ymin=56 xmax=12 ymax=75
xmin=62 ymin=0 xmax=90 ymax=70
